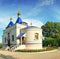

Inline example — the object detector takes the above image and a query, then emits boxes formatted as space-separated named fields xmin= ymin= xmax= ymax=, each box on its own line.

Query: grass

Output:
xmin=15 ymin=49 xmax=45 ymax=52
xmin=15 ymin=47 xmax=58 ymax=52
xmin=0 ymin=43 xmax=2 ymax=48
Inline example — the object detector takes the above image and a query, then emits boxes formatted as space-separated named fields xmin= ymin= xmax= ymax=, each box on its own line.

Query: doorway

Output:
xmin=22 ymin=37 xmax=25 ymax=44
xmin=8 ymin=40 xmax=10 ymax=46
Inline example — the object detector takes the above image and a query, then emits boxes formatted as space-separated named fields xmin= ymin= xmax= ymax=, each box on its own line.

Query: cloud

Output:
xmin=0 ymin=19 xmax=7 ymax=29
xmin=0 ymin=16 xmax=43 ymax=30
xmin=26 ymin=0 xmax=55 ymax=18
xmin=54 ymin=12 xmax=60 ymax=21
xmin=23 ymin=19 xmax=43 ymax=27
xmin=51 ymin=7 xmax=60 ymax=21
xmin=55 ymin=15 xmax=60 ymax=21
xmin=40 ymin=0 xmax=54 ymax=6
xmin=0 ymin=17 xmax=14 ymax=29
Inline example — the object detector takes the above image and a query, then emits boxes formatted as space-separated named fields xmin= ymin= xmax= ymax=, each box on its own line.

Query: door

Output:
xmin=8 ymin=40 xmax=10 ymax=46
xmin=22 ymin=37 xmax=25 ymax=44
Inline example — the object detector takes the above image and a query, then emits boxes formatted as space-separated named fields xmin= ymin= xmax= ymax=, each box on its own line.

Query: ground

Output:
xmin=0 ymin=50 xmax=60 ymax=59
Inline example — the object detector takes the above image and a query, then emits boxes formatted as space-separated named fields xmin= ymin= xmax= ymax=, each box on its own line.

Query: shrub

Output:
xmin=43 ymin=37 xmax=58 ymax=47
xmin=0 ymin=43 xmax=2 ymax=48
xmin=15 ymin=49 xmax=45 ymax=52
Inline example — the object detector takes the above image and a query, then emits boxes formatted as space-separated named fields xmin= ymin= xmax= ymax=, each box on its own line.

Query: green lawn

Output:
xmin=15 ymin=47 xmax=57 ymax=52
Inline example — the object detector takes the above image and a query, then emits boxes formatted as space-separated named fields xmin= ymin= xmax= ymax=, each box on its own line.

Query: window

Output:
xmin=5 ymin=37 xmax=6 ymax=43
xmin=8 ymin=33 xmax=10 ymax=39
xmin=12 ymin=35 xmax=14 ymax=41
xmin=35 ymin=33 xmax=39 ymax=40
xmin=20 ymin=30 xmax=21 ymax=33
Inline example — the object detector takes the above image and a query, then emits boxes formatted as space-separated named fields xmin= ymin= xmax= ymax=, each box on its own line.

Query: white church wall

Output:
xmin=15 ymin=24 xmax=27 ymax=44
xmin=14 ymin=45 xmax=26 ymax=50
xmin=2 ymin=33 xmax=8 ymax=46
xmin=25 ymin=28 xmax=42 ymax=49
xmin=10 ymin=27 xmax=16 ymax=45
xmin=2 ymin=25 xmax=17 ymax=46
xmin=25 ymin=28 xmax=42 ymax=43
xmin=16 ymin=23 xmax=26 ymax=37
xmin=26 ymin=44 xmax=42 ymax=49
xmin=20 ymin=28 xmax=26 ymax=33
xmin=2 ymin=20 xmax=43 ymax=49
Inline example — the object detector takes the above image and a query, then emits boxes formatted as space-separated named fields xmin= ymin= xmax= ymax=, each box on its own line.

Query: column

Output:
xmin=21 ymin=37 xmax=22 ymax=45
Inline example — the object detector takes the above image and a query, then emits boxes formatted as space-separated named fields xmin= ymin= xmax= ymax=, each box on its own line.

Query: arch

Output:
xmin=35 ymin=33 xmax=39 ymax=40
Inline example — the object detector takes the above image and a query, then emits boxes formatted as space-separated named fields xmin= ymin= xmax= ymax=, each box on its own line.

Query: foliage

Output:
xmin=42 ymin=21 xmax=60 ymax=47
xmin=0 ymin=43 xmax=2 ymax=48
xmin=15 ymin=48 xmax=57 ymax=52
xmin=15 ymin=49 xmax=45 ymax=52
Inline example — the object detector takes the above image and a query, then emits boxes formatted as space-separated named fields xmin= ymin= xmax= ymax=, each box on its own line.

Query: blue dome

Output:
xmin=16 ymin=17 xmax=22 ymax=24
xmin=7 ymin=21 xmax=14 ymax=28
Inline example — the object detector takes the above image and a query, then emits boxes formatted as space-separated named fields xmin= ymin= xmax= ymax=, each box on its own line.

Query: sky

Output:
xmin=0 ymin=0 xmax=60 ymax=42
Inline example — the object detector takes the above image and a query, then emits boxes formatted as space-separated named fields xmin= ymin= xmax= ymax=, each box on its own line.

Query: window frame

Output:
xmin=12 ymin=35 xmax=14 ymax=41
xmin=35 ymin=33 xmax=39 ymax=40
xmin=5 ymin=37 xmax=6 ymax=43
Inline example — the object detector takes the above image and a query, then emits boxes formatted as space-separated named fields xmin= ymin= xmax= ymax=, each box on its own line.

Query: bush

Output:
xmin=46 ymin=47 xmax=52 ymax=51
xmin=15 ymin=49 xmax=45 ymax=52
xmin=43 ymin=37 xmax=58 ymax=47
xmin=0 ymin=43 xmax=2 ymax=48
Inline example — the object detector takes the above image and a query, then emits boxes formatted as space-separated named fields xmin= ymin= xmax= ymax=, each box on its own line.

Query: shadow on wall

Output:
xmin=0 ymin=54 xmax=15 ymax=59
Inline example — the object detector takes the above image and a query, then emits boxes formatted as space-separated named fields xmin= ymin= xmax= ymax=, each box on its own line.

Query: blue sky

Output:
xmin=0 ymin=0 xmax=60 ymax=42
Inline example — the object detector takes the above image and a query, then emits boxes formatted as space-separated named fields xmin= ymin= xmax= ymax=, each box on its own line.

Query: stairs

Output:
xmin=9 ymin=44 xmax=25 ymax=52
xmin=2 ymin=46 xmax=10 ymax=51
xmin=9 ymin=45 xmax=20 ymax=52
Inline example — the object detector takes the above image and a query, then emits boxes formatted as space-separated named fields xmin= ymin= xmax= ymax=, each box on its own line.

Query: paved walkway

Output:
xmin=0 ymin=50 xmax=60 ymax=59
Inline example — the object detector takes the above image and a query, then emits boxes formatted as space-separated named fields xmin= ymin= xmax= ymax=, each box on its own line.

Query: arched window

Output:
xmin=35 ymin=33 xmax=39 ymax=40
xmin=8 ymin=33 xmax=10 ymax=39
xmin=12 ymin=35 xmax=14 ymax=41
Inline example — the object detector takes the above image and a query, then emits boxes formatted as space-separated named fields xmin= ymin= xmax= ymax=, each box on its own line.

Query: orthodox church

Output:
xmin=2 ymin=11 xmax=42 ymax=50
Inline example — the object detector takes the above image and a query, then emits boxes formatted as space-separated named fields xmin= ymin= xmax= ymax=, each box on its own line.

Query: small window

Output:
xmin=8 ymin=33 xmax=10 ymax=37
xmin=12 ymin=35 xmax=14 ymax=41
xmin=35 ymin=33 xmax=39 ymax=40
xmin=5 ymin=37 xmax=6 ymax=43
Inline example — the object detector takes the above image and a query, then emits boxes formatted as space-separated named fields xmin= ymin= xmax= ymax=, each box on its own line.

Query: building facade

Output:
xmin=2 ymin=11 xmax=43 ymax=50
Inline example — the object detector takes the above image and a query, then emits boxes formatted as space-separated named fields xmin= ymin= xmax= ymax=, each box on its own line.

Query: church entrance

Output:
xmin=17 ymin=36 xmax=25 ymax=45
xmin=22 ymin=37 xmax=25 ymax=44
xmin=20 ymin=37 xmax=25 ymax=45
xmin=8 ymin=40 xmax=10 ymax=46
xmin=7 ymin=33 xmax=10 ymax=46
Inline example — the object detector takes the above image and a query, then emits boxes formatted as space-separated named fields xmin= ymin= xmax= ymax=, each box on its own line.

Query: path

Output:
xmin=0 ymin=50 xmax=60 ymax=59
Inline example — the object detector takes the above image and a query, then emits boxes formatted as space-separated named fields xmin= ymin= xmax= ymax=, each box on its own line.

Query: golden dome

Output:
xmin=10 ymin=17 xmax=12 ymax=21
xmin=17 ymin=11 xmax=21 ymax=17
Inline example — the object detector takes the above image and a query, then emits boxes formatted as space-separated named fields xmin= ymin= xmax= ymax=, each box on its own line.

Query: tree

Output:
xmin=42 ymin=21 xmax=60 ymax=47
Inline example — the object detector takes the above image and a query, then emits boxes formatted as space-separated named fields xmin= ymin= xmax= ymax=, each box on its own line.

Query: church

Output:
xmin=2 ymin=11 xmax=42 ymax=50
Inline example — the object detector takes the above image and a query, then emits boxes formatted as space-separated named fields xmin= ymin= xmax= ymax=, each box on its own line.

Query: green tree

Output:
xmin=42 ymin=21 xmax=60 ymax=47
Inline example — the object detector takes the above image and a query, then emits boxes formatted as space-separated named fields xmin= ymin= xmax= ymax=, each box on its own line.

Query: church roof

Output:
xmin=7 ymin=21 xmax=14 ymax=28
xmin=16 ymin=11 xmax=22 ymax=24
xmin=17 ymin=32 xmax=25 ymax=38
xmin=6 ymin=18 xmax=14 ymax=28
xmin=16 ymin=17 xmax=22 ymax=24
